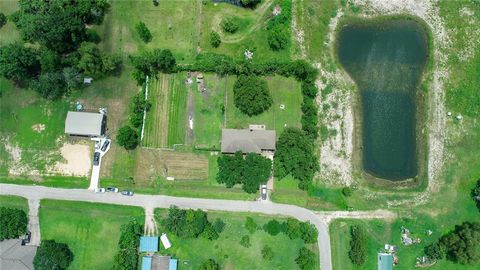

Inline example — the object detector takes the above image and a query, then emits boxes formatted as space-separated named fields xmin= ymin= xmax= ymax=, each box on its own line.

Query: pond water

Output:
xmin=337 ymin=18 xmax=428 ymax=180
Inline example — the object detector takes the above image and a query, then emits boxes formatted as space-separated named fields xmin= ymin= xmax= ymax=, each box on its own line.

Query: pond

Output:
xmin=337 ymin=18 xmax=428 ymax=180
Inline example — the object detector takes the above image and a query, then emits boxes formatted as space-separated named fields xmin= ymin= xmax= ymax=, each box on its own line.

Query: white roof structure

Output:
xmin=65 ymin=111 xmax=105 ymax=137
xmin=160 ymin=233 xmax=171 ymax=250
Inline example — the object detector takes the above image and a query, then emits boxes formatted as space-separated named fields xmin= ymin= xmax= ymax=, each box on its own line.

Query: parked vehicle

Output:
xmin=94 ymin=188 xmax=106 ymax=193
xmin=106 ymin=187 xmax=119 ymax=192
xmin=261 ymin=184 xmax=267 ymax=200
xmin=101 ymin=140 xmax=110 ymax=151
xmin=121 ymin=190 xmax=134 ymax=196
xmin=93 ymin=152 xmax=100 ymax=166
xmin=22 ymin=231 xmax=31 ymax=245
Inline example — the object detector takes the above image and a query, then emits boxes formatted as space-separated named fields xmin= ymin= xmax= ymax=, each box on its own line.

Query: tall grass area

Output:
xmin=39 ymin=200 xmax=144 ymax=270
xmin=167 ymin=73 xmax=188 ymax=146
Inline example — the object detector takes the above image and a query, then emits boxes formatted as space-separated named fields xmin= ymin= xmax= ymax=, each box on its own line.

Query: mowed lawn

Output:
xmin=39 ymin=200 xmax=144 ymax=270
xmin=155 ymin=210 xmax=319 ymax=270
xmin=0 ymin=1 xmax=20 ymax=46
xmin=0 ymin=195 xmax=28 ymax=211
xmin=226 ymin=76 xmax=302 ymax=136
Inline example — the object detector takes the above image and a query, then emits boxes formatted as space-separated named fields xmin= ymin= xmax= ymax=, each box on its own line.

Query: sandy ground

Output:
xmin=52 ymin=143 xmax=91 ymax=176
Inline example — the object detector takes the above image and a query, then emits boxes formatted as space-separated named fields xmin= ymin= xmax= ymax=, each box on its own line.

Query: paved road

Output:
xmin=0 ymin=184 xmax=395 ymax=270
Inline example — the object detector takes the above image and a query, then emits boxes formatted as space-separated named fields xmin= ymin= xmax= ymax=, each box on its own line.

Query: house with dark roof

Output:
xmin=64 ymin=111 xmax=106 ymax=137
xmin=0 ymin=239 xmax=37 ymax=270
xmin=221 ymin=126 xmax=276 ymax=154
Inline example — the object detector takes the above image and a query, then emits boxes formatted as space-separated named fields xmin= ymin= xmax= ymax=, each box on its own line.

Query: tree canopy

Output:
xmin=217 ymin=152 xmax=271 ymax=193
xmin=199 ymin=259 xmax=220 ymax=270
xmin=439 ymin=221 xmax=480 ymax=264
xmin=113 ymin=220 xmax=142 ymax=270
xmin=295 ymin=247 xmax=317 ymax=270
xmin=0 ymin=207 xmax=28 ymax=241
xmin=163 ymin=207 xmax=218 ymax=240
xmin=30 ymin=72 xmax=67 ymax=100
xmin=33 ymin=240 xmax=73 ymax=270
xmin=130 ymin=49 xmax=177 ymax=83
xmin=471 ymin=179 xmax=480 ymax=211
xmin=0 ymin=43 xmax=39 ymax=81
xmin=136 ymin=21 xmax=152 ymax=43
xmin=0 ymin=13 xmax=7 ymax=29
xmin=274 ymin=128 xmax=319 ymax=189
xmin=221 ymin=16 xmax=240 ymax=34
xmin=116 ymin=126 xmax=139 ymax=150
xmin=348 ymin=225 xmax=367 ymax=266
xmin=210 ymin=31 xmax=221 ymax=48
xmin=233 ymin=75 xmax=272 ymax=116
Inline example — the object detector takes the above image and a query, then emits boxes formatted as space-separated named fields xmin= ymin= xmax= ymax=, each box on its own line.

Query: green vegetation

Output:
xmin=39 ymin=200 xmax=144 ymax=270
xmin=472 ymin=179 xmax=480 ymax=211
xmin=166 ymin=74 xmax=188 ymax=146
xmin=129 ymin=48 xmax=176 ymax=83
xmin=210 ymin=31 xmax=221 ymax=48
xmin=266 ymin=0 xmax=292 ymax=51
xmin=116 ymin=126 xmax=139 ymax=150
xmin=77 ymin=42 xmax=122 ymax=77
xmin=240 ymin=235 xmax=251 ymax=247
xmin=113 ymin=220 xmax=143 ymax=270
xmin=348 ymin=225 xmax=367 ymax=265
xmin=135 ymin=21 xmax=152 ymax=43
xmin=0 ymin=207 xmax=27 ymax=240
xmin=33 ymin=240 xmax=73 ymax=270
xmin=162 ymin=206 xmax=218 ymax=240
xmin=0 ymin=12 xmax=6 ymax=28
xmin=262 ymin=245 xmax=274 ymax=260
xmin=432 ymin=221 xmax=480 ymax=265
xmin=296 ymin=247 xmax=317 ymax=270
xmin=0 ymin=195 xmax=28 ymax=211
xmin=245 ymin=216 xmax=258 ymax=233
xmin=217 ymin=151 xmax=271 ymax=193
xmin=199 ymin=259 xmax=220 ymax=270
xmin=221 ymin=16 xmax=241 ymax=34
xmin=0 ymin=43 xmax=39 ymax=82
xmin=155 ymin=209 xmax=319 ymax=269
xmin=263 ymin=219 xmax=283 ymax=236
xmin=233 ymin=75 xmax=272 ymax=116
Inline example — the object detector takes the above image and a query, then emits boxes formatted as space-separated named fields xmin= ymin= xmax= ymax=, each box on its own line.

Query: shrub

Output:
xmin=116 ymin=126 xmax=139 ymax=150
xmin=199 ymin=259 xmax=220 ymax=270
xmin=129 ymin=92 xmax=151 ymax=128
xmin=136 ymin=21 xmax=152 ymax=43
xmin=263 ymin=219 xmax=283 ymax=236
xmin=163 ymin=206 xmax=218 ymax=240
xmin=130 ymin=49 xmax=176 ymax=83
xmin=267 ymin=25 xmax=289 ymax=50
xmin=233 ymin=75 xmax=272 ymax=116
xmin=342 ymin=187 xmax=353 ymax=197
xmin=295 ymin=247 xmax=316 ymax=270
xmin=245 ymin=217 xmax=258 ymax=234
xmin=202 ymin=223 xmax=220 ymax=240
xmin=0 ymin=13 xmax=6 ymax=28
xmin=30 ymin=72 xmax=67 ymax=100
xmin=471 ymin=179 xmax=480 ymax=211
xmin=221 ymin=16 xmax=240 ymax=34
xmin=240 ymin=235 xmax=251 ymax=247
xmin=300 ymin=222 xmax=318 ymax=244
xmin=0 ymin=207 xmax=28 ymax=241
xmin=262 ymin=245 xmax=274 ymax=261
xmin=285 ymin=218 xmax=302 ymax=239
xmin=425 ymin=242 xmax=445 ymax=261
xmin=33 ymin=240 xmax=73 ymax=270
xmin=113 ymin=220 xmax=143 ymax=270
xmin=213 ymin=218 xmax=226 ymax=233
xmin=210 ymin=31 xmax=221 ymax=48
xmin=348 ymin=225 xmax=367 ymax=265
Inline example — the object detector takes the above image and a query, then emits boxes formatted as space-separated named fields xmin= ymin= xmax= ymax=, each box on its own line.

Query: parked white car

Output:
xmin=94 ymin=188 xmax=106 ymax=193
xmin=261 ymin=184 xmax=267 ymax=200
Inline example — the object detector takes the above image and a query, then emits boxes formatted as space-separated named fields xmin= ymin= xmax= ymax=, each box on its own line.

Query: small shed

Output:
xmin=139 ymin=236 xmax=159 ymax=253
xmin=160 ymin=233 xmax=171 ymax=249
xmin=142 ymin=256 xmax=153 ymax=270
xmin=83 ymin=77 xmax=93 ymax=84
xmin=378 ymin=253 xmax=393 ymax=270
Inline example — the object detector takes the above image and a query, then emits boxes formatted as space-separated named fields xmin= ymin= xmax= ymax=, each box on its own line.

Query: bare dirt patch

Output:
xmin=31 ymin=124 xmax=46 ymax=133
xmin=51 ymin=143 xmax=91 ymax=176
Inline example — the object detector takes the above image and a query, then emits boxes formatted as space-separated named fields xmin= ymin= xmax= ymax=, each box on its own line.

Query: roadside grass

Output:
xmin=0 ymin=176 xmax=88 ymax=189
xmin=39 ymin=200 xmax=144 ymax=270
xmin=226 ymin=76 xmax=302 ymax=136
xmin=200 ymin=0 xmax=292 ymax=62
xmin=155 ymin=209 xmax=319 ymax=270
xmin=0 ymin=195 xmax=28 ymax=211
xmin=0 ymin=1 xmax=20 ymax=46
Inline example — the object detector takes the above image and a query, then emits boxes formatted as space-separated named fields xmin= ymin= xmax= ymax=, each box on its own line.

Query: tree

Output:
xmin=163 ymin=207 xmax=216 ymax=239
xmin=30 ymin=72 xmax=67 ymax=100
xmin=299 ymin=222 xmax=318 ymax=244
xmin=241 ymin=0 xmax=262 ymax=8
xmin=63 ymin=67 xmax=83 ymax=90
xmin=199 ymin=259 xmax=220 ymax=270
xmin=295 ymin=247 xmax=316 ymax=270
xmin=130 ymin=49 xmax=177 ymax=83
xmin=274 ymin=128 xmax=319 ymax=189
xmin=471 ymin=179 xmax=480 ymax=211
xmin=263 ymin=219 xmax=282 ymax=236
xmin=101 ymin=53 xmax=122 ymax=75
xmin=0 ymin=207 xmax=28 ymax=241
xmin=0 ymin=43 xmax=39 ymax=81
xmin=285 ymin=218 xmax=302 ymax=240
xmin=213 ymin=218 xmax=226 ymax=234
xmin=241 ymin=153 xmax=271 ymax=193
xmin=240 ymin=235 xmax=251 ymax=247
xmin=210 ymin=31 xmax=221 ymax=48
xmin=440 ymin=221 xmax=480 ymax=264
xmin=267 ymin=25 xmax=289 ymax=50
xmin=116 ymin=126 xmax=139 ymax=150
xmin=136 ymin=21 xmax=152 ymax=43
xmin=113 ymin=220 xmax=142 ymax=270
xmin=40 ymin=49 xmax=61 ymax=73
xmin=202 ymin=223 xmax=220 ymax=240
xmin=262 ymin=245 xmax=274 ymax=261
xmin=245 ymin=217 xmax=257 ymax=234
xmin=33 ymin=240 xmax=73 ymax=270
xmin=221 ymin=16 xmax=240 ymax=34
xmin=425 ymin=242 xmax=445 ymax=261
xmin=348 ymin=225 xmax=367 ymax=265
xmin=0 ymin=13 xmax=7 ymax=29
xmin=233 ymin=75 xmax=272 ymax=116
xmin=77 ymin=42 xmax=103 ymax=76
xmin=217 ymin=151 xmax=244 ymax=188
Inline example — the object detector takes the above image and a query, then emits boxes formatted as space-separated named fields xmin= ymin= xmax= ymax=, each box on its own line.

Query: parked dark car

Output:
xmin=106 ymin=186 xmax=119 ymax=192
xmin=101 ymin=140 xmax=110 ymax=151
xmin=93 ymin=152 xmax=100 ymax=166
xmin=22 ymin=231 xmax=31 ymax=245
xmin=121 ymin=190 xmax=134 ymax=196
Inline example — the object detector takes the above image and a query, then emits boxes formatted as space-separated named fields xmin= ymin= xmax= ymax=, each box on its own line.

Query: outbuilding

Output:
xmin=139 ymin=236 xmax=159 ymax=253
xmin=64 ymin=111 xmax=106 ymax=137
xmin=142 ymin=255 xmax=178 ymax=270
xmin=378 ymin=253 xmax=393 ymax=270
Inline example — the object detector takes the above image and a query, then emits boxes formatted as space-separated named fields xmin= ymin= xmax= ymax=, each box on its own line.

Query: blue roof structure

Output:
xmin=169 ymin=258 xmax=178 ymax=270
xmin=141 ymin=256 xmax=152 ymax=270
xmin=378 ymin=253 xmax=393 ymax=270
xmin=139 ymin=236 xmax=159 ymax=252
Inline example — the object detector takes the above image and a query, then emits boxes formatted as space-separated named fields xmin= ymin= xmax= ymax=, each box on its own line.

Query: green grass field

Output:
xmin=0 ymin=195 xmax=28 ymax=211
xmin=155 ymin=209 xmax=319 ymax=270
xmin=39 ymin=200 xmax=144 ymax=270
xmin=167 ymin=73 xmax=189 ymax=146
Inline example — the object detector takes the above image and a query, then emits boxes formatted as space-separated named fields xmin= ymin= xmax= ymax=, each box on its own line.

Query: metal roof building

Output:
xmin=378 ymin=253 xmax=393 ymax=270
xmin=139 ymin=236 xmax=159 ymax=253
xmin=64 ymin=111 xmax=106 ymax=137
xmin=141 ymin=256 xmax=152 ymax=270
xmin=142 ymin=255 xmax=178 ymax=270
xmin=221 ymin=128 xmax=276 ymax=154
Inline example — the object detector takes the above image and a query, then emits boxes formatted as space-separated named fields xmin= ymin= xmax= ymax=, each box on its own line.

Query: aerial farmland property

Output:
xmin=0 ymin=1 xmax=479 ymax=270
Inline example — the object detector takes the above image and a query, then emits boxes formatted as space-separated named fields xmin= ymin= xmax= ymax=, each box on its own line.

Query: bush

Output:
xmin=0 ymin=13 xmax=6 ymax=28
xmin=113 ymin=220 xmax=143 ymax=270
xmin=163 ymin=206 xmax=218 ymax=239
xmin=262 ymin=245 xmax=274 ymax=261
xmin=348 ymin=225 xmax=367 ymax=265
xmin=30 ymin=72 xmax=67 ymax=100
xmin=439 ymin=221 xmax=480 ymax=264
xmin=267 ymin=26 xmax=289 ymax=50
xmin=221 ymin=16 xmax=240 ymax=34
xmin=240 ymin=235 xmax=251 ymax=247
xmin=342 ymin=187 xmax=353 ymax=197
xmin=199 ymin=259 xmax=220 ymax=270
xmin=116 ymin=126 xmax=139 ymax=150
xmin=136 ymin=21 xmax=152 ymax=43
xmin=0 ymin=207 xmax=28 ymax=241
xmin=233 ymin=75 xmax=272 ymax=116
xmin=300 ymin=222 xmax=318 ymax=244
xmin=210 ymin=31 xmax=221 ymax=48
xmin=295 ymin=247 xmax=316 ymax=270
xmin=263 ymin=219 xmax=283 ymax=236
xmin=285 ymin=218 xmax=302 ymax=239
xmin=471 ymin=179 xmax=480 ymax=211
xmin=213 ymin=218 xmax=226 ymax=234
xmin=77 ymin=42 xmax=122 ymax=77
xmin=129 ymin=92 xmax=151 ymax=128
xmin=202 ymin=223 xmax=220 ymax=240
xmin=245 ymin=217 xmax=257 ymax=234
xmin=425 ymin=242 xmax=445 ymax=261
xmin=33 ymin=240 xmax=73 ymax=270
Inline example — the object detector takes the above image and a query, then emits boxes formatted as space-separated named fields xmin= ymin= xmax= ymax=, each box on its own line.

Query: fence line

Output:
xmin=140 ymin=75 xmax=150 ymax=141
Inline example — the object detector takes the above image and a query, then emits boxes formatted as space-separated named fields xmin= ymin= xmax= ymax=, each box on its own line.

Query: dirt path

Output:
xmin=144 ymin=206 xmax=158 ymax=236
xmin=27 ymin=199 xmax=40 ymax=246
xmin=186 ymin=84 xmax=195 ymax=145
